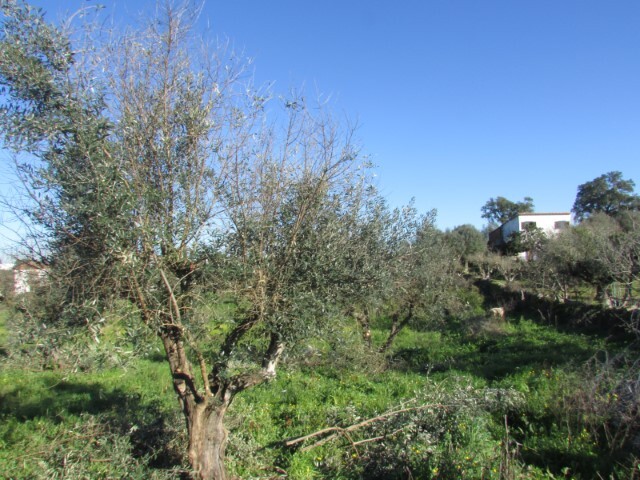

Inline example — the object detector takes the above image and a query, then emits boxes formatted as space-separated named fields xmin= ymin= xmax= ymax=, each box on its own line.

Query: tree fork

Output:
xmin=379 ymin=306 xmax=414 ymax=353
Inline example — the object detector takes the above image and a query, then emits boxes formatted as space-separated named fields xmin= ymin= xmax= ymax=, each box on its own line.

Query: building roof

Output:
xmin=13 ymin=260 xmax=46 ymax=271
xmin=512 ymin=212 xmax=571 ymax=217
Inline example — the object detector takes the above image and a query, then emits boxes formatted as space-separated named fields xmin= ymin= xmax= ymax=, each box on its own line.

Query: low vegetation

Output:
xmin=2 ymin=299 xmax=639 ymax=479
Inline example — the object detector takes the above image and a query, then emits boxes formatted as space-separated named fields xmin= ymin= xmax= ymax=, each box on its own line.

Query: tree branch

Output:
xmin=158 ymin=266 xmax=182 ymax=324
xmin=220 ymin=312 xmax=261 ymax=359
xmin=283 ymin=402 xmax=448 ymax=451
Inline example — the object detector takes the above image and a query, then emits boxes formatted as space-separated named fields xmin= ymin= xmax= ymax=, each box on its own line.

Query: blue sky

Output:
xmin=2 ymin=0 xmax=640 ymax=258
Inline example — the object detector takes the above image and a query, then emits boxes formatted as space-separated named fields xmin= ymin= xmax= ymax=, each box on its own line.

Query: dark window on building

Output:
xmin=521 ymin=221 xmax=537 ymax=231
xmin=554 ymin=220 xmax=570 ymax=230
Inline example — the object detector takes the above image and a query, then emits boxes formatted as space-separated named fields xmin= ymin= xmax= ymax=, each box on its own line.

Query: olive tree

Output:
xmin=577 ymin=212 xmax=640 ymax=306
xmin=378 ymin=211 xmax=461 ymax=353
xmin=523 ymin=229 xmax=581 ymax=301
xmin=467 ymin=250 xmax=502 ymax=281
xmin=570 ymin=214 xmax=634 ymax=306
xmin=336 ymin=199 xmax=423 ymax=346
xmin=444 ymin=223 xmax=487 ymax=273
xmin=618 ymin=210 xmax=640 ymax=287
xmin=527 ymin=213 xmax=639 ymax=306
xmin=0 ymin=2 xmax=376 ymax=478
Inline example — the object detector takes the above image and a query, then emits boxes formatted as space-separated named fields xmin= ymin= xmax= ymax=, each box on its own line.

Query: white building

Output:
xmin=0 ymin=261 xmax=47 ymax=296
xmin=13 ymin=261 xmax=47 ymax=294
xmin=488 ymin=212 xmax=571 ymax=252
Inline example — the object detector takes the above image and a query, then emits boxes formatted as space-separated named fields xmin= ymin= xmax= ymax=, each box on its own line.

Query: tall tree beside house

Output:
xmin=0 ymin=3 xmax=381 ymax=479
xmin=572 ymin=171 xmax=640 ymax=222
xmin=481 ymin=196 xmax=534 ymax=226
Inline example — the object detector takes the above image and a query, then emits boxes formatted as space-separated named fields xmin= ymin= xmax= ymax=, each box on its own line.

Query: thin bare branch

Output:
xmin=284 ymin=403 xmax=450 ymax=450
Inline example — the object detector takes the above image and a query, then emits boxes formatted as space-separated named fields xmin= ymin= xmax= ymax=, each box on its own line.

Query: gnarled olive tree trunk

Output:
xmin=185 ymin=402 xmax=229 ymax=480
xmin=158 ymin=325 xmax=231 ymax=480
xmin=156 ymin=312 xmax=284 ymax=480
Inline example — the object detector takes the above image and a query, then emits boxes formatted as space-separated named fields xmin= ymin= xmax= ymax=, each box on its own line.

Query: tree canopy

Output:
xmin=572 ymin=171 xmax=640 ymax=222
xmin=443 ymin=224 xmax=487 ymax=272
xmin=481 ymin=196 xmax=534 ymax=226
xmin=521 ymin=211 xmax=640 ymax=306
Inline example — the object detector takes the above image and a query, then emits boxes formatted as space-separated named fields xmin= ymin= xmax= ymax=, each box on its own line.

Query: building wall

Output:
xmin=498 ymin=213 xmax=571 ymax=244
xmin=14 ymin=267 xmax=47 ymax=294
xmin=500 ymin=217 xmax=521 ymax=243
xmin=517 ymin=213 xmax=571 ymax=236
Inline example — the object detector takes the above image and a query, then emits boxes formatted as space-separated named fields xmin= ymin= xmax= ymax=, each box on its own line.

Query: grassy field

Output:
xmin=0 ymin=304 xmax=637 ymax=479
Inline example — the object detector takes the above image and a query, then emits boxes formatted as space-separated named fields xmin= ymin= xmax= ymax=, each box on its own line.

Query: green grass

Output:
xmin=0 ymin=307 xmax=636 ymax=479
xmin=379 ymin=316 xmax=609 ymax=380
xmin=226 ymin=315 xmax=630 ymax=479
xmin=0 ymin=360 xmax=183 ymax=479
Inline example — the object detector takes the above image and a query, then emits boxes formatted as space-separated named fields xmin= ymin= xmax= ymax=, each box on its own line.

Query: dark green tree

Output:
xmin=481 ymin=196 xmax=534 ymax=226
xmin=572 ymin=171 xmax=640 ymax=222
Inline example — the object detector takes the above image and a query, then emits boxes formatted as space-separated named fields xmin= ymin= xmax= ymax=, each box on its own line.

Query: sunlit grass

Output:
xmin=0 ymin=306 xmax=635 ymax=479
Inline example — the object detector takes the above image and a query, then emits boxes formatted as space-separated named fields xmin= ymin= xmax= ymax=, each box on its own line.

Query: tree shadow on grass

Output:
xmin=453 ymin=336 xmax=595 ymax=380
xmin=392 ymin=328 xmax=600 ymax=381
xmin=521 ymin=446 xmax=618 ymax=479
xmin=0 ymin=378 xmax=185 ymax=470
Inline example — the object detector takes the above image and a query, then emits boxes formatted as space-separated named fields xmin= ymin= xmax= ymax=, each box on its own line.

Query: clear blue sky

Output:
xmin=2 ymin=0 xmax=640 ymax=259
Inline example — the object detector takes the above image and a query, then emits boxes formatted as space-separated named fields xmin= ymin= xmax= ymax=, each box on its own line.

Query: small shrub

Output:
xmin=567 ymin=352 xmax=640 ymax=460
